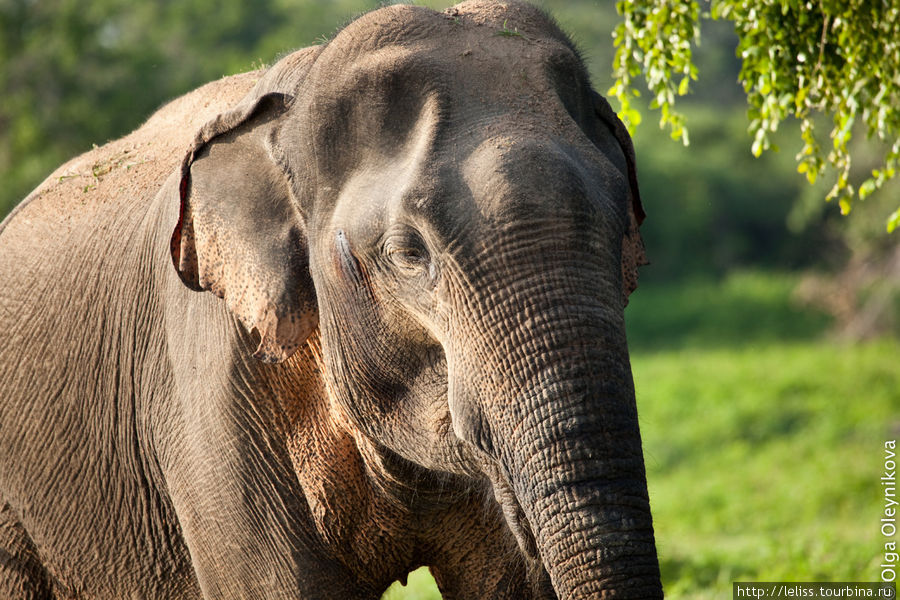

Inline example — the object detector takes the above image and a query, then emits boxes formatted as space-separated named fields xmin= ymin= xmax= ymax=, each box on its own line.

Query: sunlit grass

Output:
xmin=635 ymin=339 xmax=899 ymax=597
xmin=382 ymin=567 xmax=441 ymax=600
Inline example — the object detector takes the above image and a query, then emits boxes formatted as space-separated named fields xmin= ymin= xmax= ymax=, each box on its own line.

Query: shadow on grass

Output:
xmin=625 ymin=271 xmax=832 ymax=352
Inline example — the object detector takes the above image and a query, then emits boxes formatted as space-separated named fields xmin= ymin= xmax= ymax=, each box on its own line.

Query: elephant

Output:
xmin=0 ymin=1 xmax=661 ymax=599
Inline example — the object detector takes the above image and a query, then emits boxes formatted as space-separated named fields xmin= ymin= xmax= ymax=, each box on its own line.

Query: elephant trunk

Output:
xmin=504 ymin=374 xmax=662 ymax=599
xmin=458 ymin=274 xmax=663 ymax=599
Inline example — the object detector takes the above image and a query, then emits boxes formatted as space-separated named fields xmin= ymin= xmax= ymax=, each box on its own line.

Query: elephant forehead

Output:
xmin=309 ymin=3 xmax=583 ymax=102
xmin=460 ymin=135 xmax=596 ymax=220
xmin=321 ymin=1 xmax=576 ymax=57
xmin=299 ymin=44 xmax=592 ymax=204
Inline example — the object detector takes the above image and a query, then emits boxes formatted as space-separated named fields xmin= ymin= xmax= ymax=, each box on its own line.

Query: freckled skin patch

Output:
xmin=0 ymin=1 xmax=659 ymax=598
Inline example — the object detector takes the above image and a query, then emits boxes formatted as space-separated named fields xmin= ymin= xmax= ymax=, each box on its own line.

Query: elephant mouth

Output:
xmin=483 ymin=461 xmax=540 ymax=562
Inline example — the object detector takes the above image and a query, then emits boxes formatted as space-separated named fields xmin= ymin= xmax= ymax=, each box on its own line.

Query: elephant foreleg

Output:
xmin=0 ymin=502 xmax=53 ymax=600
xmin=159 ymin=395 xmax=373 ymax=599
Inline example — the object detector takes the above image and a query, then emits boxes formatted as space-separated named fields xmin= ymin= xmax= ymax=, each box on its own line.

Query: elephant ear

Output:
xmin=170 ymin=92 xmax=317 ymax=363
xmin=592 ymin=91 xmax=649 ymax=305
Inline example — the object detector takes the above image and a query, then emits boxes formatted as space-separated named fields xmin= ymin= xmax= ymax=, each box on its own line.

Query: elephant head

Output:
xmin=170 ymin=2 xmax=660 ymax=598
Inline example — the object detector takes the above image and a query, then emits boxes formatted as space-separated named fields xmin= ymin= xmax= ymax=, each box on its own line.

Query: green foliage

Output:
xmin=612 ymin=0 xmax=900 ymax=231
xmin=627 ymin=272 xmax=898 ymax=596
xmin=496 ymin=19 xmax=525 ymax=38
xmin=632 ymin=107 xmax=848 ymax=281
xmin=625 ymin=271 xmax=832 ymax=351
xmin=610 ymin=0 xmax=700 ymax=142
xmin=382 ymin=567 xmax=441 ymax=600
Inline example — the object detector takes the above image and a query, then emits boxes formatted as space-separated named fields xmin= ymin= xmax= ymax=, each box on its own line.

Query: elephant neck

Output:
xmin=264 ymin=333 xmax=418 ymax=590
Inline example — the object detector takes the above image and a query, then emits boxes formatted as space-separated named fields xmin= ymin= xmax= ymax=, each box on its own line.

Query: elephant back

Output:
xmin=0 ymin=73 xmax=257 ymax=239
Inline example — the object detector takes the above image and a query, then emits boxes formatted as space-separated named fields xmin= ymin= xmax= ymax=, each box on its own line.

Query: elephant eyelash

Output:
xmin=382 ymin=232 xmax=432 ymax=271
xmin=389 ymin=246 xmax=428 ymax=264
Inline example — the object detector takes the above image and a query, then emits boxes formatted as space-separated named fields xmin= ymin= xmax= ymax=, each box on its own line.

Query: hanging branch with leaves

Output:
xmin=611 ymin=0 xmax=900 ymax=232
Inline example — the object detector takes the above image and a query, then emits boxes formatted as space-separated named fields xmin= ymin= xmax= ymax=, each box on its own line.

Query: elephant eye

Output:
xmin=383 ymin=231 xmax=431 ymax=273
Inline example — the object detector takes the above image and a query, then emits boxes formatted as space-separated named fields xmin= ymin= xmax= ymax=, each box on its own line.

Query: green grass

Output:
xmin=381 ymin=272 xmax=899 ymax=598
xmin=382 ymin=567 xmax=441 ymax=600
xmin=637 ymin=339 xmax=900 ymax=598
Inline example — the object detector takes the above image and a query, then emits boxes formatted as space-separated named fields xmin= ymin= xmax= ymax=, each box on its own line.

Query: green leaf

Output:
xmin=859 ymin=179 xmax=877 ymax=200
xmin=888 ymin=208 xmax=900 ymax=233
xmin=838 ymin=197 xmax=851 ymax=215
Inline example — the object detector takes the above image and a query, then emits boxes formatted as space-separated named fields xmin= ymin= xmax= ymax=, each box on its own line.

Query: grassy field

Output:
xmin=638 ymin=339 xmax=899 ymax=597
xmin=382 ymin=272 xmax=900 ymax=599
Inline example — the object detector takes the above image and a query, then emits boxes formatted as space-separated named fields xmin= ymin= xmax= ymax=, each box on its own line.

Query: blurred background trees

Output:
xmin=0 ymin=0 xmax=368 ymax=219
xmin=2 ymin=3 xmax=897 ymax=598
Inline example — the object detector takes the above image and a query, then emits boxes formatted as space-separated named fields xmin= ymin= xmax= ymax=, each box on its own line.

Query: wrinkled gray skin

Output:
xmin=0 ymin=2 xmax=661 ymax=599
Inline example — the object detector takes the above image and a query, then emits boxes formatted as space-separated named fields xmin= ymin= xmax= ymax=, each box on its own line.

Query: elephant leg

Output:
xmin=163 ymin=444 xmax=368 ymax=599
xmin=159 ymin=396 xmax=372 ymax=599
xmin=0 ymin=502 xmax=53 ymax=600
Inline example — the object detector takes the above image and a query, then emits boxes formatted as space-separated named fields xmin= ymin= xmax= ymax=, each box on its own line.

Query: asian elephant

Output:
xmin=0 ymin=1 xmax=661 ymax=598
